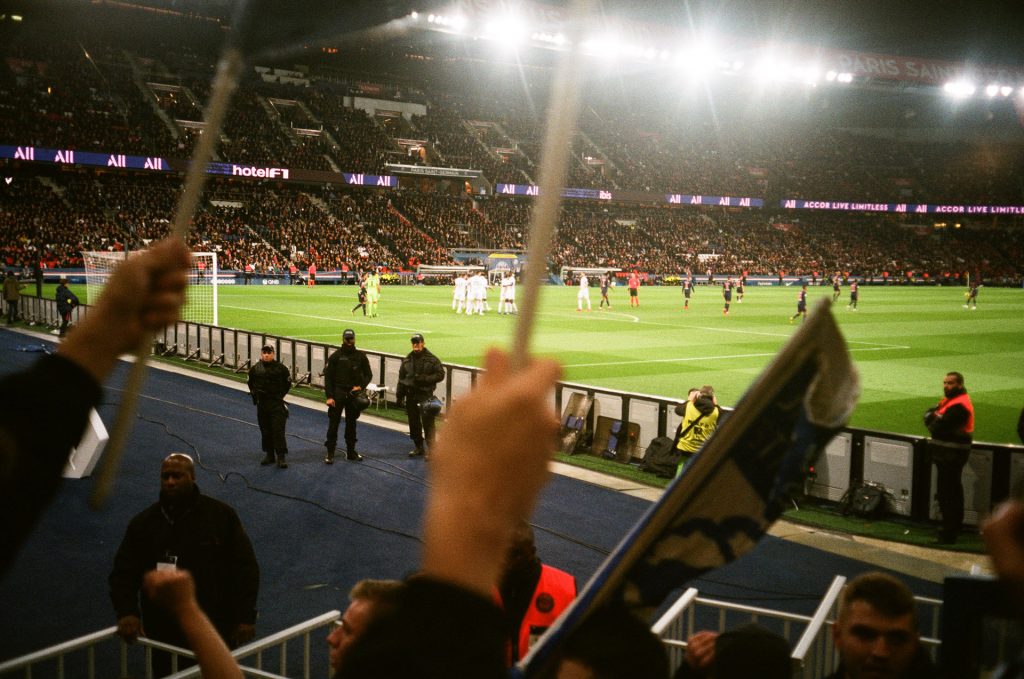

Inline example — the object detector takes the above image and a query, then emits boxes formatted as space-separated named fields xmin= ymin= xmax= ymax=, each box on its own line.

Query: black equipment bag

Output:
xmin=841 ymin=482 xmax=888 ymax=519
xmin=640 ymin=436 xmax=682 ymax=478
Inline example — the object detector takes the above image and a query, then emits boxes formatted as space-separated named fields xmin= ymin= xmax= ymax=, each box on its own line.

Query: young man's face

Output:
xmin=832 ymin=600 xmax=919 ymax=679
xmin=261 ymin=349 xmax=274 ymax=363
xmin=326 ymin=598 xmax=375 ymax=672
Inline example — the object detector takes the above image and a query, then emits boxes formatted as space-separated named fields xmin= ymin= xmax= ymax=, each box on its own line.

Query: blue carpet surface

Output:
xmin=0 ymin=327 xmax=943 ymax=672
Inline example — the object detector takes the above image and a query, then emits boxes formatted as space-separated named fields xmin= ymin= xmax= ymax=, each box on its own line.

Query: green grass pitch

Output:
xmin=63 ymin=281 xmax=1024 ymax=444
xmin=206 ymin=282 xmax=1024 ymax=445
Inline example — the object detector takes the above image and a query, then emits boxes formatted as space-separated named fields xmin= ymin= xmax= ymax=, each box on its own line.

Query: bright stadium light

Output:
xmin=837 ymin=72 xmax=853 ymax=83
xmin=1000 ymin=85 xmax=1013 ymax=97
xmin=985 ymin=83 xmax=999 ymax=97
xmin=448 ymin=15 xmax=467 ymax=32
xmin=943 ymin=80 xmax=976 ymax=98
xmin=675 ymin=40 xmax=723 ymax=80
xmin=582 ymin=34 xmax=622 ymax=59
xmin=825 ymin=70 xmax=838 ymax=82
xmin=483 ymin=13 xmax=528 ymax=46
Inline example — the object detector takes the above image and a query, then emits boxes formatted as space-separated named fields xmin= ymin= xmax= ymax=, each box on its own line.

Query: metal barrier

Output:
xmin=653 ymin=577 xmax=942 ymax=678
xmin=16 ymin=297 xmax=1024 ymax=525
xmin=0 ymin=611 xmax=340 ymax=679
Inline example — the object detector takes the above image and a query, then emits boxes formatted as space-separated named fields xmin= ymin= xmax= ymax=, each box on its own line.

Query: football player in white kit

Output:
xmin=577 ymin=272 xmax=592 ymax=312
xmin=499 ymin=271 xmax=518 ymax=314
xmin=469 ymin=271 xmax=487 ymax=315
xmin=453 ymin=273 xmax=469 ymax=313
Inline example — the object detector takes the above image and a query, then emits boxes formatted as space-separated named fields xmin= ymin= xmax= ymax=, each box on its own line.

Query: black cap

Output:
xmin=342 ymin=329 xmax=356 ymax=340
xmin=411 ymin=333 xmax=424 ymax=344
xmin=261 ymin=344 xmax=275 ymax=352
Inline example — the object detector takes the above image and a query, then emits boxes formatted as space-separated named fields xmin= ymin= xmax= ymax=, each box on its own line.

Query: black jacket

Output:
xmin=55 ymin=285 xmax=78 ymax=314
xmin=1 ymin=355 xmax=102 ymax=576
xmin=247 ymin=359 xmax=291 ymax=405
xmin=924 ymin=387 xmax=972 ymax=445
xmin=109 ymin=486 xmax=259 ymax=645
xmin=396 ymin=348 xmax=444 ymax=402
xmin=324 ymin=345 xmax=372 ymax=401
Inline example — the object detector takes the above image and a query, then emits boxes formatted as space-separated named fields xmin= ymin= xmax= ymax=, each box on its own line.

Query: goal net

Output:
xmin=83 ymin=250 xmax=218 ymax=325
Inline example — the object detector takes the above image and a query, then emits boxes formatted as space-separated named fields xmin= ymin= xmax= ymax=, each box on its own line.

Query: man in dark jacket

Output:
xmin=324 ymin=328 xmax=372 ymax=463
xmin=248 ymin=344 xmax=291 ymax=468
xmin=55 ymin=277 xmax=79 ymax=337
xmin=3 ymin=270 xmax=23 ymax=324
xmin=925 ymin=371 xmax=975 ymax=544
xmin=396 ymin=333 xmax=445 ymax=458
xmin=109 ymin=453 xmax=259 ymax=676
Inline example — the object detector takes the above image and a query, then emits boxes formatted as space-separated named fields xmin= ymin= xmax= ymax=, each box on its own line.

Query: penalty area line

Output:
xmin=221 ymin=305 xmax=424 ymax=333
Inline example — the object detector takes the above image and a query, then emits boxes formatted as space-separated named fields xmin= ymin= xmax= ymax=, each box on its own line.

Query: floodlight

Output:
xmin=837 ymin=72 xmax=853 ymax=83
xmin=943 ymin=80 xmax=976 ymax=98
xmin=1000 ymin=85 xmax=1013 ymax=97
xmin=482 ymin=10 xmax=529 ymax=46
xmin=582 ymin=34 xmax=622 ymax=59
xmin=985 ymin=84 xmax=999 ymax=97
xmin=826 ymin=70 xmax=838 ymax=82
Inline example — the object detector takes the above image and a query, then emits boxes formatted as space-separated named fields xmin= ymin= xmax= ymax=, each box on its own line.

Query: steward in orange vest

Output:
xmin=924 ymin=371 xmax=974 ymax=544
xmin=499 ymin=522 xmax=577 ymax=663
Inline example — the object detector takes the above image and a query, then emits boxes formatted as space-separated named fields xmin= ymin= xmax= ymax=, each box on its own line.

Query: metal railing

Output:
xmin=0 ymin=611 xmax=340 ymax=679
xmin=15 ymin=297 xmax=1024 ymax=525
xmin=652 ymin=577 xmax=942 ymax=678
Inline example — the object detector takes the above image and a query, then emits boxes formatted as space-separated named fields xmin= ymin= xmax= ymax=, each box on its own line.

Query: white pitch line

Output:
xmin=563 ymin=345 xmax=905 ymax=369
xmin=301 ymin=331 xmax=415 ymax=338
xmin=221 ymin=305 xmax=424 ymax=333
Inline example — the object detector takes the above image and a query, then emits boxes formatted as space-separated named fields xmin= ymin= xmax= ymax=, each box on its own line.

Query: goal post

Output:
xmin=415 ymin=264 xmax=485 ymax=285
xmin=82 ymin=250 xmax=218 ymax=326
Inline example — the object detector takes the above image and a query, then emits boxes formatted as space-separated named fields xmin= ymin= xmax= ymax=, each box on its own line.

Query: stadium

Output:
xmin=1 ymin=0 xmax=1024 ymax=677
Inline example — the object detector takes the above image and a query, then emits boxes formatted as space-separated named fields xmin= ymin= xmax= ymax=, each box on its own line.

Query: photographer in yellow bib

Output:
xmin=675 ymin=386 xmax=721 ymax=476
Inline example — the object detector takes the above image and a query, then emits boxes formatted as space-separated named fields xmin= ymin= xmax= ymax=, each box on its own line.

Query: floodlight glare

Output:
xmin=1000 ymin=85 xmax=1013 ymax=97
xmin=582 ymin=34 xmax=622 ymax=59
xmin=985 ymin=84 xmax=999 ymax=97
xmin=484 ymin=13 xmax=528 ymax=46
xmin=943 ymin=80 xmax=976 ymax=98
xmin=837 ymin=72 xmax=853 ymax=83
xmin=826 ymin=70 xmax=838 ymax=81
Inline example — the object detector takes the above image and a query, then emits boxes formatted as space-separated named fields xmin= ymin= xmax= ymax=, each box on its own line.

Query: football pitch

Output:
xmin=187 ymin=282 xmax=1023 ymax=445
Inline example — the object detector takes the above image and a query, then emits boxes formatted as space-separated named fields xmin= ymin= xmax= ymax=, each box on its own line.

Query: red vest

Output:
xmin=936 ymin=392 xmax=974 ymax=434
xmin=515 ymin=565 xmax=576 ymax=661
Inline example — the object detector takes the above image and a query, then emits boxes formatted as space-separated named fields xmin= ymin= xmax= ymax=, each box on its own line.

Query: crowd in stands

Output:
xmin=4 ymin=165 xmax=1021 ymax=283
xmin=2 ymin=5 xmax=1023 ymax=283
xmin=4 ymin=14 xmax=1024 ymax=212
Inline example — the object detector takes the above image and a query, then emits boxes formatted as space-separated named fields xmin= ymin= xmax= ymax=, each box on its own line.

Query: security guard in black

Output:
xmin=248 ymin=345 xmax=291 ymax=467
xmin=324 ymin=328 xmax=372 ymax=462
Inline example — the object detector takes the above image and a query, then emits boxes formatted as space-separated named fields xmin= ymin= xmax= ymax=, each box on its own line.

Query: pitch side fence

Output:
xmin=18 ymin=296 xmax=1023 ymax=526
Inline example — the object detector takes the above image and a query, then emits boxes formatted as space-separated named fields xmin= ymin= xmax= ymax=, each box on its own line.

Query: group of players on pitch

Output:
xmin=441 ymin=269 xmax=980 ymax=322
xmin=451 ymin=270 xmax=519 ymax=315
